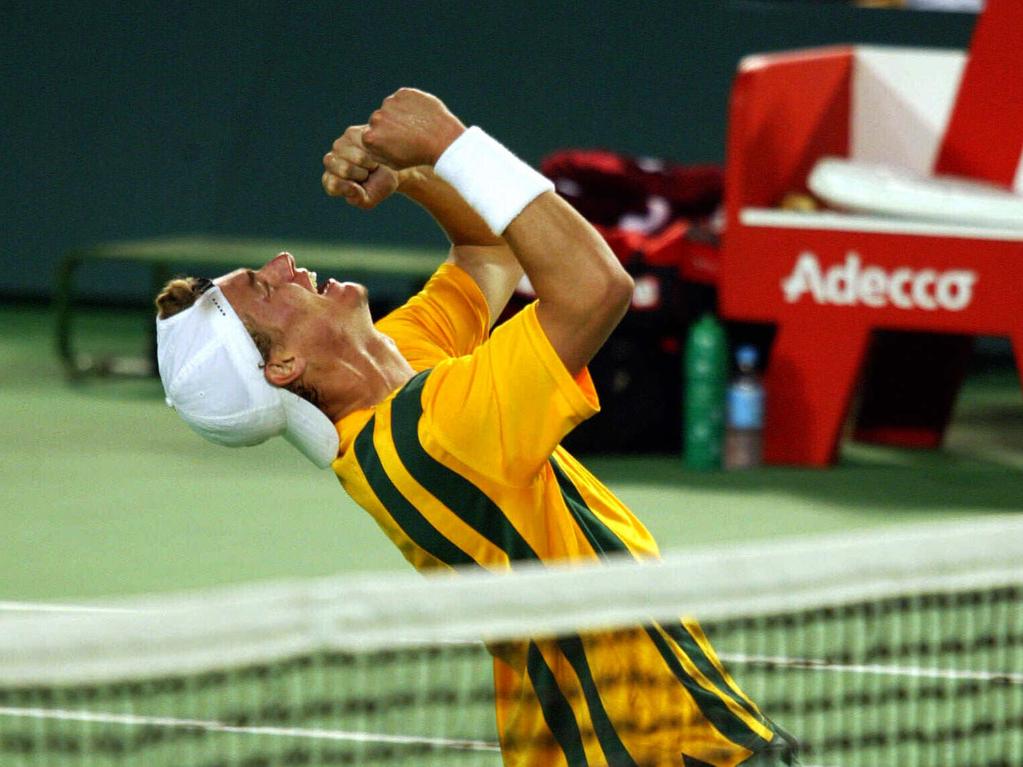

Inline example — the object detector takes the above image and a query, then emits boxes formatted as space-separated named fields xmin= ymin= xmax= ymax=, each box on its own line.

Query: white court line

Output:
xmin=0 ymin=602 xmax=144 ymax=614
xmin=720 ymin=653 xmax=1023 ymax=684
xmin=0 ymin=707 xmax=500 ymax=752
xmin=0 ymin=707 xmax=869 ymax=767
xmin=0 ymin=707 xmax=836 ymax=763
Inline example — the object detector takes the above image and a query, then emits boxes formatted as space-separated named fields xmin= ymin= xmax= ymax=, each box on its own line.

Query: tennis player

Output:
xmin=155 ymin=88 xmax=797 ymax=767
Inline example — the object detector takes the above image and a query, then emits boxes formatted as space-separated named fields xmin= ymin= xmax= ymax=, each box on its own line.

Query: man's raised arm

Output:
xmin=362 ymin=88 xmax=634 ymax=375
xmin=322 ymin=125 xmax=521 ymax=326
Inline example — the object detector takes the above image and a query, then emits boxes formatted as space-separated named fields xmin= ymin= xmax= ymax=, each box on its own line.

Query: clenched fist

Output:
xmin=362 ymin=88 xmax=465 ymax=170
xmin=322 ymin=125 xmax=399 ymax=210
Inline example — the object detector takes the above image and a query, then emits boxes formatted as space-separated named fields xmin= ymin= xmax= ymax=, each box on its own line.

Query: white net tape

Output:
xmin=2 ymin=516 xmax=1021 ymax=686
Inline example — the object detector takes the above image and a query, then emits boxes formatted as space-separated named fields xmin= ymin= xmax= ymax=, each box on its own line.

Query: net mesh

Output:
xmin=1 ymin=517 xmax=1021 ymax=767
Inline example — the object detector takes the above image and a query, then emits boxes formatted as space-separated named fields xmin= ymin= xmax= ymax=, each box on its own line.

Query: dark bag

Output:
xmin=518 ymin=150 xmax=725 ymax=453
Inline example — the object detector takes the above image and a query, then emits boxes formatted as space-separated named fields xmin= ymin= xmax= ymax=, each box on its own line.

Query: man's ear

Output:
xmin=263 ymin=352 xmax=307 ymax=388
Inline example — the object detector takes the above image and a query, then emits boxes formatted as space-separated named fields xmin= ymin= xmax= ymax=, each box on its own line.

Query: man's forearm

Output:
xmin=360 ymin=89 xmax=632 ymax=361
xmin=427 ymin=123 xmax=631 ymax=373
xmin=398 ymin=151 xmax=626 ymax=327
xmin=398 ymin=168 xmax=503 ymax=248
xmin=398 ymin=167 xmax=522 ymax=323
xmin=502 ymin=192 xmax=633 ymax=373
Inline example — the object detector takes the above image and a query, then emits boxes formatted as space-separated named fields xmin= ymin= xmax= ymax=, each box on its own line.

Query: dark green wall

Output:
xmin=4 ymin=1 xmax=975 ymax=302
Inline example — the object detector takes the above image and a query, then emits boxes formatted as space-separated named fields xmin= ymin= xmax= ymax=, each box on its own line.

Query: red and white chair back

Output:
xmin=719 ymin=0 xmax=1023 ymax=466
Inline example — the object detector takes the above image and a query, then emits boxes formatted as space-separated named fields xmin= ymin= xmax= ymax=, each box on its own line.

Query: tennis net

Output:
xmin=1 ymin=516 xmax=1020 ymax=766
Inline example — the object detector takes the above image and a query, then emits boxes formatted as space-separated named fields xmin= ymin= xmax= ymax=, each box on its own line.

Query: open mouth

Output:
xmin=298 ymin=269 xmax=327 ymax=294
xmin=319 ymin=277 xmax=343 ymax=295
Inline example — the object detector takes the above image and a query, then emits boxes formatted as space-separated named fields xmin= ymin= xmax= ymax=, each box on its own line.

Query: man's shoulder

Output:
xmin=375 ymin=264 xmax=489 ymax=364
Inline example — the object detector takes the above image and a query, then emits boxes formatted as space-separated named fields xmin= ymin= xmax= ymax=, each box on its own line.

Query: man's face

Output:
xmin=217 ymin=252 xmax=371 ymax=367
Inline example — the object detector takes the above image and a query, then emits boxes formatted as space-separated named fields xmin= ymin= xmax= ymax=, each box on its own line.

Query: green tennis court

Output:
xmin=2 ymin=300 xmax=1021 ymax=602
xmin=3 ymin=294 xmax=1022 ymax=767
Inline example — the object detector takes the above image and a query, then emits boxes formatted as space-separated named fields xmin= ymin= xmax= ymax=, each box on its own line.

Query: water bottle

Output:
xmin=725 ymin=345 xmax=765 ymax=470
xmin=684 ymin=314 xmax=727 ymax=470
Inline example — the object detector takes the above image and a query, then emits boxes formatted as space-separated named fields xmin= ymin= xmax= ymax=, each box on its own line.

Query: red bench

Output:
xmin=719 ymin=0 xmax=1023 ymax=466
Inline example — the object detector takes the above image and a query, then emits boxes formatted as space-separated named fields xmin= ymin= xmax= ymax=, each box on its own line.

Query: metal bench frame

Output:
xmin=54 ymin=236 xmax=444 ymax=379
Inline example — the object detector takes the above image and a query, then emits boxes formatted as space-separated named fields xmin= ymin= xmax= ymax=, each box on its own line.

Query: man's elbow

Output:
xmin=548 ymin=244 xmax=635 ymax=324
xmin=570 ymin=267 xmax=633 ymax=327
xmin=613 ymin=269 xmax=635 ymax=307
xmin=601 ymin=268 xmax=634 ymax=320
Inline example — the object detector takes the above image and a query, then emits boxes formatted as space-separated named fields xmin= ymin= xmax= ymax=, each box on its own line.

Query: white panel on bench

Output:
xmin=740 ymin=208 xmax=1023 ymax=242
xmin=808 ymin=158 xmax=1023 ymax=230
xmin=852 ymin=46 xmax=965 ymax=174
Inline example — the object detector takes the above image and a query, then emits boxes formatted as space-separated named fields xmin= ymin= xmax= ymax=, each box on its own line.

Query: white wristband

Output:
xmin=434 ymin=126 xmax=554 ymax=236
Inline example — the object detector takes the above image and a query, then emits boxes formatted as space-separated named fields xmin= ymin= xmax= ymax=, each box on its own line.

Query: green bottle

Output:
xmin=684 ymin=313 xmax=727 ymax=470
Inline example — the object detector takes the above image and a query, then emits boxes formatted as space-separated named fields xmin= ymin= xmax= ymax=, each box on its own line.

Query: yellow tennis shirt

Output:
xmin=332 ymin=264 xmax=782 ymax=767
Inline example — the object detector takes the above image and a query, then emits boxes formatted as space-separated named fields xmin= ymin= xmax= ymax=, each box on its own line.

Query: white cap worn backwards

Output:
xmin=156 ymin=285 xmax=340 ymax=469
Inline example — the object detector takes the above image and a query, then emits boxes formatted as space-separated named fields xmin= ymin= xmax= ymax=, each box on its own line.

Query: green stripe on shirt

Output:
xmin=353 ymin=415 xmax=476 ymax=569
xmin=527 ymin=642 xmax=590 ymax=767
xmin=644 ymin=626 xmax=772 ymax=753
xmin=549 ymin=455 xmax=632 ymax=557
xmin=661 ymin=621 xmax=768 ymax=727
xmin=390 ymin=371 xmax=540 ymax=563
xmin=557 ymin=634 xmax=638 ymax=767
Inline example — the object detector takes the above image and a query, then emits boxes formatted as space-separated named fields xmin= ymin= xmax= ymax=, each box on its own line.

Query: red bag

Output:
xmin=530 ymin=149 xmax=724 ymax=307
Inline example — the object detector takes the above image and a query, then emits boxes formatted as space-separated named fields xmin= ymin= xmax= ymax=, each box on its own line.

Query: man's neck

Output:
xmin=318 ymin=330 xmax=416 ymax=423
